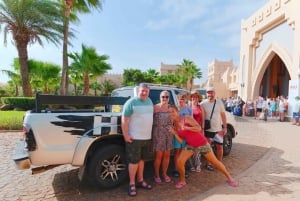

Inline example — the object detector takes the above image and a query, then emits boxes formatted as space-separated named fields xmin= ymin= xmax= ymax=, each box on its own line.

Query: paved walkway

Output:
xmin=190 ymin=118 xmax=300 ymax=201
xmin=1 ymin=117 xmax=299 ymax=200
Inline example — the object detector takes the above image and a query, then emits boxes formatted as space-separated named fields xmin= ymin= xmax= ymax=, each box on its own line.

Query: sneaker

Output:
xmin=196 ymin=166 xmax=201 ymax=173
xmin=206 ymin=164 xmax=214 ymax=171
xmin=190 ymin=167 xmax=196 ymax=172
xmin=172 ymin=170 xmax=179 ymax=177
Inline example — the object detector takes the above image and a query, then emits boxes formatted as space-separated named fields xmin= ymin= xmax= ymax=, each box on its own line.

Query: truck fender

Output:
xmin=71 ymin=135 xmax=96 ymax=166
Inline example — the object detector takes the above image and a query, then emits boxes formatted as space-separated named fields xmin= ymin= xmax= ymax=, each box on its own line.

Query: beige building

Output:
xmin=202 ymin=59 xmax=238 ymax=99
xmin=96 ymin=73 xmax=123 ymax=88
xmin=238 ymin=0 xmax=300 ymax=104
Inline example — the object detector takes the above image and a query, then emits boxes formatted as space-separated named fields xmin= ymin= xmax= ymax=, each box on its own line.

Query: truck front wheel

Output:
xmin=88 ymin=145 xmax=128 ymax=188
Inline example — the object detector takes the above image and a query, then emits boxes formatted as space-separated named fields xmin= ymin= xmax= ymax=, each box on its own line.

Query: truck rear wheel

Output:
xmin=88 ymin=145 xmax=128 ymax=188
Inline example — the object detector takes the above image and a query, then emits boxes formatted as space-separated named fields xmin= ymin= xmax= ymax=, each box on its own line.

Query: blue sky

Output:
xmin=0 ymin=0 xmax=269 ymax=84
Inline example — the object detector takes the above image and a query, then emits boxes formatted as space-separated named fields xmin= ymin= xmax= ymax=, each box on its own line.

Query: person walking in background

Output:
xmin=255 ymin=96 xmax=264 ymax=119
xmin=188 ymin=90 xmax=205 ymax=173
xmin=201 ymin=86 xmax=227 ymax=171
xmin=152 ymin=91 xmax=173 ymax=184
xmin=167 ymin=105 xmax=238 ymax=189
xmin=292 ymin=96 xmax=300 ymax=126
xmin=172 ymin=93 xmax=192 ymax=177
xmin=278 ymin=95 xmax=286 ymax=122
xmin=121 ymin=83 xmax=154 ymax=197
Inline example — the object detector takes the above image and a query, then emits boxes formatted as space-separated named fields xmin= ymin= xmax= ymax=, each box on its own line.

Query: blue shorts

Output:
xmin=173 ymin=137 xmax=186 ymax=149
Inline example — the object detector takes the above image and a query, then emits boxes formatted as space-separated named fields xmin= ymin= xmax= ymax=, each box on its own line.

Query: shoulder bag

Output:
xmin=204 ymin=100 xmax=216 ymax=130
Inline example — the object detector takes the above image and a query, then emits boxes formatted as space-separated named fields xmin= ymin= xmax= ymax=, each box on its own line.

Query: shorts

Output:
xmin=126 ymin=139 xmax=151 ymax=164
xmin=204 ymin=131 xmax=223 ymax=144
xmin=256 ymin=108 xmax=262 ymax=112
xmin=185 ymin=143 xmax=212 ymax=155
xmin=173 ymin=137 xmax=187 ymax=149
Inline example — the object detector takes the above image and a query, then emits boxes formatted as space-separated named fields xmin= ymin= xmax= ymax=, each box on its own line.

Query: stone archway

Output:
xmin=259 ymin=54 xmax=291 ymax=98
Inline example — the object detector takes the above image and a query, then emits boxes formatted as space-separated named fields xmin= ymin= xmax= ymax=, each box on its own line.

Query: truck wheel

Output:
xmin=88 ymin=145 xmax=128 ymax=188
xmin=223 ymin=131 xmax=233 ymax=156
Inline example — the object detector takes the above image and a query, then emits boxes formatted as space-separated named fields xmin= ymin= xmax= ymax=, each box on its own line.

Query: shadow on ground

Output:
xmin=51 ymin=141 xmax=270 ymax=201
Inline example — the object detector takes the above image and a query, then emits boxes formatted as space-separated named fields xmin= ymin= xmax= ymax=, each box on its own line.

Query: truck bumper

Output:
xmin=12 ymin=139 xmax=31 ymax=170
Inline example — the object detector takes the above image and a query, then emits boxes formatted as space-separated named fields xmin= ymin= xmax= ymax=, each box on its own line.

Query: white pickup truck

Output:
xmin=12 ymin=85 xmax=238 ymax=189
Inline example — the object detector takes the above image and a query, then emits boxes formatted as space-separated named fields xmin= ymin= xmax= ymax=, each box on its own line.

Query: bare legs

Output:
xmin=173 ymin=148 xmax=182 ymax=173
xmin=154 ymin=150 xmax=171 ymax=179
xmin=128 ymin=160 xmax=145 ymax=185
xmin=203 ymin=151 xmax=233 ymax=180
xmin=175 ymin=147 xmax=238 ymax=188
xmin=176 ymin=149 xmax=194 ymax=185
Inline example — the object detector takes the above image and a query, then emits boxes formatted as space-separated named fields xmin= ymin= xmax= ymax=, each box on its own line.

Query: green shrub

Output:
xmin=1 ymin=97 xmax=35 ymax=110
xmin=0 ymin=111 xmax=25 ymax=130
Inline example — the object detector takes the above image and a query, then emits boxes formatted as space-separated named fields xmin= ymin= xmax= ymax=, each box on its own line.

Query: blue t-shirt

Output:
xmin=122 ymin=97 xmax=153 ymax=140
xmin=179 ymin=106 xmax=192 ymax=117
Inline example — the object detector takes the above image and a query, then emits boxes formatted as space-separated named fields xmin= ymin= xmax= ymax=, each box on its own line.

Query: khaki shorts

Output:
xmin=185 ymin=143 xmax=212 ymax=155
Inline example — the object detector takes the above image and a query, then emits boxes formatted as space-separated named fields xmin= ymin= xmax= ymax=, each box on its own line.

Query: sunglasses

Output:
xmin=161 ymin=96 xmax=169 ymax=99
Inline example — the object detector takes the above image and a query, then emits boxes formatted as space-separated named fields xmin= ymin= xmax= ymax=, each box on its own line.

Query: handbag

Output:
xmin=205 ymin=100 xmax=216 ymax=130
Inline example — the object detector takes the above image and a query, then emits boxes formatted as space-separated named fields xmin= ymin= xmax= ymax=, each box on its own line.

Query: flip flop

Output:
xmin=163 ymin=176 xmax=171 ymax=183
xmin=175 ymin=181 xmax=187 ymax=189
xmin=154 ymin=177 xmax=162 ymax=184
xmin=226 ymin=179 xmax=238 ymax=187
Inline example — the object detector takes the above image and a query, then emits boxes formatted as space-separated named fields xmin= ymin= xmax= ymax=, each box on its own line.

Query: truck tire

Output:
xmin=88 ymin=145 xmax=128 ymax=188
xmin=223 ymin=131 xmax=233 ymax=156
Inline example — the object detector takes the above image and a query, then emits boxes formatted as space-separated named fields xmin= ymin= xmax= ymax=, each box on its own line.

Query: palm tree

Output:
xmin=100 ymin=79 xmax=116 ymax=96
xmin=0 ymin=0 xmax=63 ymax=97
xmin=90 ymin=81 xmax=101 ymax=96
xmin=1 ymin=69 xmax=21 ymax=96
xmin=178 ymin=59 xmax=202 ymax=91
xmin=69 ymin=65 xmax=83 ymax=95
xmin=68 ymin=44 xmax=112 ymax=95
xmin=28 ymin=60 xmax=61 ymax=94
xmin=143 ymin=68 xmax=159 ymax=83
xmin=60 ymin=0 xmax=103 ymax=95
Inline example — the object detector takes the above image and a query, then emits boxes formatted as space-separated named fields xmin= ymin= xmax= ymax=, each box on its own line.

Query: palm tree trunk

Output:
xmin=83 ymin=73 xmax=90 ymax=95
xmin=60 ymin=0 xmax=72 ymax=95
xmin=16 ymin=43 xmax=32 ymax=97
xmin=60 ymin=19 xmax=69 ymax=95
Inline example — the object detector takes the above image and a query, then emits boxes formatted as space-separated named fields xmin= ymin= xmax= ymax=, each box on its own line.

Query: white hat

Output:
xmin=206 ymin=86 xmax=215 ymax=92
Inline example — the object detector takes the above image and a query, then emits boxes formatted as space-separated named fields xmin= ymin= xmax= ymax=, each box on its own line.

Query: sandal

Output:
xmin=163 ymin=176 xmax=171 ymax=183
xmin=136 ymin=180 xmax=152 ymax=190
xmin=154 ymin=177 xmax=162 ymax=184
xmin=128 ymin=184 xmax=137 ymax=196
xmin=226 ymin=179 xmax=238 ymax=187
xmin=175 ymin=181 xmax=187 ymax=189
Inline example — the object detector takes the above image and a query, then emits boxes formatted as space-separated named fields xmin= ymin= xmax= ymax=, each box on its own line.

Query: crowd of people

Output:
xmin=222 ymin=94 xmax=300 ymax=126
xmin=121 ymin=83 xmax=238 ymax=197
xmin=223 ymin=95 xmax=291 ymax=121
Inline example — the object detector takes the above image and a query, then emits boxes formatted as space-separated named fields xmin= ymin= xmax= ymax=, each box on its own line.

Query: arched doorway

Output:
xmin=259 ymin=54 xmax=291 ymax=98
